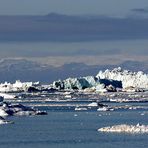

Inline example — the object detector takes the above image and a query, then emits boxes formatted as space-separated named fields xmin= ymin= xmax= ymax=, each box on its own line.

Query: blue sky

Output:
xmin=0 ymin=0 xmax=148 ymax=16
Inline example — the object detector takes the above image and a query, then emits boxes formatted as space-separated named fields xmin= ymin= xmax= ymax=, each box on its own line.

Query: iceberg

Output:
xmin=0 ymin=102 xmax=47 ymax=117
xmin=96 ymin=67 xmax=148 ymax=89
xmin=0 ymin=80 xmax=40 ymax=93
xmin=53 ymin=76 xmax=97 ymax=90
xmin=0 ymin=67 xmax=147 ymax=93
xmin=0 ymin=93 xmax=16 ymax=99
xmin=75 ymin=107 xmax=88 ymax=111
xmin=97 ymin=107 xmax=109 ymax=111
xmin=52 ymin=75 xmax=122 ymax=92
xmin=0 ymin=116 xmax=13 ymax=125
xmin=98 ymin=124 xmax=148 ymax=134
xmin=87 ymin=102 xmax=98 ymax=107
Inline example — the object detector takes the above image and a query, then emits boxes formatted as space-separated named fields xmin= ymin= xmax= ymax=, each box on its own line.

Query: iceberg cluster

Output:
xmin=98 ymin=124 xmax=148 ymax=134
xmin=0 ymin=67 xmax=147 ymax=93
xmin=51 ymin=67 xmax=148 ymax=92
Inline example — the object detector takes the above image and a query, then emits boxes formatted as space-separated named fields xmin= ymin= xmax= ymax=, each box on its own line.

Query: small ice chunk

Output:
xmin=98 ymin=124 xmax=148 ymax=134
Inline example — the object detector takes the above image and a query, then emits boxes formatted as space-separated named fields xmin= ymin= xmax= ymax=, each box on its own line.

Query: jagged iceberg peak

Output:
xmin=96 ymin=67 xmax=148 ymax=89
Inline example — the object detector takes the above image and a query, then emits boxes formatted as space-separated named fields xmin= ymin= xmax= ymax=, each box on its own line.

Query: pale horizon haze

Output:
xmin=0 ymin=0 xmax=147 ymax=17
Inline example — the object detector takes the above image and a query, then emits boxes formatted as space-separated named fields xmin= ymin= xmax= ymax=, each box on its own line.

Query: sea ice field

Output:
xmin=0 ymin=68 xmax=147 ymax=148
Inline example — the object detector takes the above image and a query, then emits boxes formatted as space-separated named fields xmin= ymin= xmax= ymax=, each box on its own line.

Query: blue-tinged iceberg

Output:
xmin=52 ymin=75 xmax=121 ymax=92
xmin=53 ymin=76 xmax=97 ymax=90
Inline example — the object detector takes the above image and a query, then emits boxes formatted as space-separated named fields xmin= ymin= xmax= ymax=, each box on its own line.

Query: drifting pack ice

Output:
xmin=0 ymin=80 xmax=55 ymax=94
xmin=98 ymin=124 xmax=148 ymax=134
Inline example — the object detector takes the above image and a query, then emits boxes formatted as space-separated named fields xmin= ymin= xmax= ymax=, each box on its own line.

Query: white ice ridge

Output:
xmin=98 ymin=124 xmax=148 ymax=134
xmin=96 ymin=67 xmax=148 ymax=89
xmin=0 ymin=80 xmax=40 ymax=92
xmin=0 ymin=67 xmax=148 ymax=92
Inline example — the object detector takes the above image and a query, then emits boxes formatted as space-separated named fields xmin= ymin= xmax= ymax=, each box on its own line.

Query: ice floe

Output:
xmin=0 ymin=102 xmax=47 ymax=117
xmin=0 ymin=93 xmax=16 ymax=99
xmin=98 ymin=124 xmax=148 ymax=134
xmin=97 ymin=107 xmax=110 ymax=111
xmin=75 ymin=107 xmax=88 ymax=111
xmin=0 ymin=116 xmax=13 ymax=125
xmin=87 ymin=102 xmax=98 ymax=107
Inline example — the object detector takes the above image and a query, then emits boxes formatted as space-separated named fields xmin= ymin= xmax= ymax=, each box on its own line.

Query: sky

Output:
xmin=0 ymin=0 xmax=148 ymax=82
xmin=0 ymin=0 xmax=147 ymax=16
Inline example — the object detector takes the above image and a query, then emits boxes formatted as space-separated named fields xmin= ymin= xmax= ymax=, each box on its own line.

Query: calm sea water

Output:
xmin=0 ymin=106 xmax=147 ymax=148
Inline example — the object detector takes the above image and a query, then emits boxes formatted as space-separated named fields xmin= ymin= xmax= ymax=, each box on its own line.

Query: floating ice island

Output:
xmin=98 ymin=124 xmax=148 ymax=134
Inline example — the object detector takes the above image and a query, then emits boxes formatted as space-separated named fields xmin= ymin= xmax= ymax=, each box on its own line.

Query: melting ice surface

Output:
xmin=0 ymin=68 xmax=147 ymax=148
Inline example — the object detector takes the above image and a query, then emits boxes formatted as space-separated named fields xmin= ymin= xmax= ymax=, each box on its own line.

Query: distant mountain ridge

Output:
xmin=0 ymin=58 xmax=147 ymax=83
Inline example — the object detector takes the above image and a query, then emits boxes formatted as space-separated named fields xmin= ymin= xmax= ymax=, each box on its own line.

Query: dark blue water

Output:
xmin=0 ymin=109 xmax=147 ymax=148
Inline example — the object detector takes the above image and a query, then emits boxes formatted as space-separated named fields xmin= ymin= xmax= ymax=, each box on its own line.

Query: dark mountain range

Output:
xmin=0 ymin=59 xmax=147 ymax=83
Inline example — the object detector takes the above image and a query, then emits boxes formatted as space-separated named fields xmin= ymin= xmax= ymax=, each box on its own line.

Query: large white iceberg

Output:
xmin=96 ymin=67 xmax=148 ymax=89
